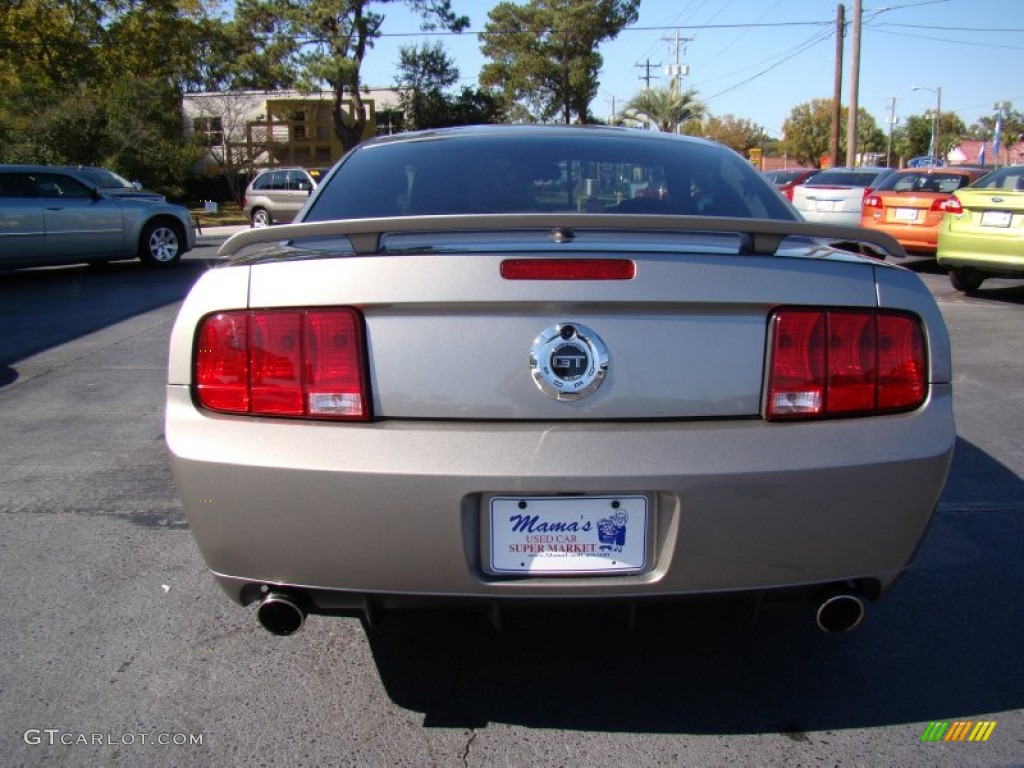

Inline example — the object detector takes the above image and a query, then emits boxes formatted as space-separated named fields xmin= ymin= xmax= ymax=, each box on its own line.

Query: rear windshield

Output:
xmin=807 ymin=170 xmax=884 ymax=187
xmin=304 ymin=133 xmax=796 ymax=221
xmin=766 ymin=170 xmax=802 ymax=184
xmin=971 ymin=167 xmax=1024 ymax=190
xmin=876 ymin=172 xmax=971 ymax=194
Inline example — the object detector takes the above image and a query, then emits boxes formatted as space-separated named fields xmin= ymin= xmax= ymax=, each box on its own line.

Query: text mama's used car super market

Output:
xmin=166 ymin=125 xmax=954 ymax=637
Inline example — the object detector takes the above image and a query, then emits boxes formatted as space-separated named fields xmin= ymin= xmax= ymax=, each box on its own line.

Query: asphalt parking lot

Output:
xmin=0 ymin=244 xmax=1021 ymax=767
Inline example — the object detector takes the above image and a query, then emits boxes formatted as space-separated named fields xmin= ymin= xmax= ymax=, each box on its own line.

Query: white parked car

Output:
xmin=792 ymin=167 xmax=896 ymax=226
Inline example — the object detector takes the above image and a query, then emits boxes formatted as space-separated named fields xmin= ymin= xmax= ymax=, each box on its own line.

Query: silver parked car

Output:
xmin=242 ymin=167 xmax=327 ymax=228
xmin=0 ymin=165 xmax=195 ymax=269
xmin=167 ymin=126 xmax=953 ymax=636
xmin=56 ymin=165 xmax=166 ymax=202
xmin=791 ymin=166 xmax=896 ymax=225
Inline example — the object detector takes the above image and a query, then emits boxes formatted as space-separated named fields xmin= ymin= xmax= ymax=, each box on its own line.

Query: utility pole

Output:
xmin=662 ymin=30 xmax=694 ymax=96
xmin=635 ymin=60 xmax=661 ymax=90
xmin=831 ymin=3 xmax=845 ymax=168
xmin=845 ymin=0 xmax=862 ymax=167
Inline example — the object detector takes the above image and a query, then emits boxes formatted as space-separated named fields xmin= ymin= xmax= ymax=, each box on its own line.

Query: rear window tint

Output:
xmin=809 ymin=171 xmax=885 ymax=187
xmin=305 ymin=134 xmax=796 ymax=221
xmin=972 ymin=167 xmax=1024 ymax=190
xmin=876 ymin=172 xmax=971 ymax=194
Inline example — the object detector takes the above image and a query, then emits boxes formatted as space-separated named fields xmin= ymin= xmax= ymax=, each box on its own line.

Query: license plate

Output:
xmin=814 ymin=200 xmax=836 ymax=212
xmin=981 ymin=210 xmax=1012 ymax=227
xmin=893 ymin=207 xmax=918 ymax=222
xmin=488 ymin=495 xmax=648 ymax=574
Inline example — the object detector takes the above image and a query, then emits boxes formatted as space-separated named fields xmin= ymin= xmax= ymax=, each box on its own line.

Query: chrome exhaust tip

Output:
xmin=814 ymin=594 xmax=865 ymax=633
xmin=256 ymin=592 xmax=306 ymax=635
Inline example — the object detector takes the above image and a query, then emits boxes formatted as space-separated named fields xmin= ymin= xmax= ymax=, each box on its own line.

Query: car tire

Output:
xmin=251 ymin=208 xmax=272 ymax=228
xmin=949 ymin=267 xmax=984 ymax=294
xmin=138 ymin=220 xmax=184 ymax=267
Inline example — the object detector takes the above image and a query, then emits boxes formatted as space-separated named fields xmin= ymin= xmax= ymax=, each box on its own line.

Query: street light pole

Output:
xmin=913 ymin=85 xmax=941 ymax=164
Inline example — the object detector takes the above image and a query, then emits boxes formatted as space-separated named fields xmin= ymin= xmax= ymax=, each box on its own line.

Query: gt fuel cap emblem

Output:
xmin=530 ymin=323 xmax=608 ymax=401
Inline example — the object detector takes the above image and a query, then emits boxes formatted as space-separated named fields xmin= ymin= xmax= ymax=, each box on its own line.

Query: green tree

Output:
xmin=700 ymin=114 xmax=763 ymax=154
xmin=892 ymin=112 xmax=965 ymax=164
xmin=395 ymin=42 xmax=506 ymax=129
xmin=234 ymin=0 xmax=469 ymax=152
xmin=622 ymin=87 xmax=706 ymax=133
xmin=781 ymin=98 xmax=885 ymax=167
xmin=395 ymin=41 xmax=459 ymax=130
xmin=966 ymin=109 xmax=1024 ymax=143
xmin=480 ymin=0 xmax=640 ymax=124
xmin=0 ymin=0 xmax=209 ymax=192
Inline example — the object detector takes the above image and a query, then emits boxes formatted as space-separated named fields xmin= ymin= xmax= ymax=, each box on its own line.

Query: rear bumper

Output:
xmin=937 ymin=234 xmax=1024 ymax=274
xmin=865 ymin=223 xmax=938 ymax=253
xmin=167 ymin=385 xmax=954 ymax=606
xmin=795 ymin=209 xmax=862 ymax=226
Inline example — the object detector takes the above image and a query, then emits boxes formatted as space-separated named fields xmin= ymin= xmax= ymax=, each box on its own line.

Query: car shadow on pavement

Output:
xmin=0 ymin=259 xmax=219 ymax=376
xmin=366 ymin=436 xmax=1023 ymax=735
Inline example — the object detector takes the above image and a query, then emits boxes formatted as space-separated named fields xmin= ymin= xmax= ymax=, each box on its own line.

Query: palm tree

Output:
xmin=623 ymin=87 xmax=707 ymax=133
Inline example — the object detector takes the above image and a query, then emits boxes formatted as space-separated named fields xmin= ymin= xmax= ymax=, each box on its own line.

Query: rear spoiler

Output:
xmin=218 ymin=213 xmax=906 ymax=261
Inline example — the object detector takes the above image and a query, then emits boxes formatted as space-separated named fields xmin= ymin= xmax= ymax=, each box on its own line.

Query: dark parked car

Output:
xmin=763 ymin=168 xmax=820 ymax=201
xmin=167 ymin=126 xmax=952 ymax=637
xmin=0 ymin=165 xmax=195 ymax=269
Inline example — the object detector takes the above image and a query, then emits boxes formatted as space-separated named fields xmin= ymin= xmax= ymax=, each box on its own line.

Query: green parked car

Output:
xmin=937 ymin=165 xmax=1024 ymax=293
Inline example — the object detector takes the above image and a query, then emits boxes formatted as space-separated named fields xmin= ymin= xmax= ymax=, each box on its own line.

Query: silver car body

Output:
xmin=242 ymin=167 xmax=324 ymax=227
xmin=167 ymin=127 xmax=953 ymax=629
xmin=792 ymin=166 xmax=895 ymax=226
xmin=0 ymin=165 xmax=195 ymax=269
xmin=59 ymin=165 xmax=167 ymax=202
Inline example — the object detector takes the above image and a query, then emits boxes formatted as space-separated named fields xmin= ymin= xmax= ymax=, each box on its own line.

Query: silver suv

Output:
xmin=242 ymin=167 xmax=327 ymax=227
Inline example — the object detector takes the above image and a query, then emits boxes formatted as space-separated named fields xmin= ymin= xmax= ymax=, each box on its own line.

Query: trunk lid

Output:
xmin=948 ymin=189 xmax=1024 ymax=234
xmin=245 ymin=242 xmax=879 ymax=420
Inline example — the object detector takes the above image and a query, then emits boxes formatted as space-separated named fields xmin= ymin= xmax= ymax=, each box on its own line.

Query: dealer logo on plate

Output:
xmin=530 ymin=323 xmax=608 ymax=401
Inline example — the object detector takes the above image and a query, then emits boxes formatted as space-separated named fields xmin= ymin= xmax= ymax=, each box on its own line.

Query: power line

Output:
xmin=699 ymin=26 xmax=835 ymax=103
xmin=865 ymin=26 xmax=1024 ymax=50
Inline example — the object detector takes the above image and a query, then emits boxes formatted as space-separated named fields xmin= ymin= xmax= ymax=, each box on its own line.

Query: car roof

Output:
xmin=894 ymin=166 xmax=982 ymax=174
xmin=817 ymin=166 xmax=891 ymax=173
xmin=0 ymin=164 xmax=88 ymax=173
xmin=358 ymin=123 xmax=720 ymax=150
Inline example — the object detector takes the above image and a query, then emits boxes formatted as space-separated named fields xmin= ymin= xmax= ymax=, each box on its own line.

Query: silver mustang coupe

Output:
xmin=167 ymin=126 xmax=954 ymax=636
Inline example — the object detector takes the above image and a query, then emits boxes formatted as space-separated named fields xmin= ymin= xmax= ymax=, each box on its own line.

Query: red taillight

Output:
xmin=939 ymin=196 xmax=963 ymax=214
xmin=501 ymin=258 xmax=635 ymax=280
xmin=862 ymin=187 xmax=874 ymax=200
xmin=863 ymin=194 xmax=882 ymax=209
xmin=766 ymin=308 xmax=926 ymax=420
xmin=195 ymin=308 xmax=369 ymax=420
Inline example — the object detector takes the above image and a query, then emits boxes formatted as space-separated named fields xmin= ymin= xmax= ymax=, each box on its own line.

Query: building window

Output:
xmin=194 ymin=117 xmax=224 ymax=147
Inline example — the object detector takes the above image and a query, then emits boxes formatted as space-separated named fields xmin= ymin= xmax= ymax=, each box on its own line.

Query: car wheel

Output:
xmin=949 ymin=267 xmax=984 ymax=293
xmin=138 ymin=220 xmax=183 ymax=267
xmin=251 ymin=208 xmax=272 ymax=228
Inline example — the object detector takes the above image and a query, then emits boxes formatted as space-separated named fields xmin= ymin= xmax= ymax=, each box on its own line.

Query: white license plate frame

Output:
xmin=487 ymin=495 xmax=649 ymax=575
xmin=981 ymin=210 xmax=1012 ymax=227
xmin=814 ymin=199 xmax=836 ymax=212
xmin=893 ymin=207 xmax=918 ymax=222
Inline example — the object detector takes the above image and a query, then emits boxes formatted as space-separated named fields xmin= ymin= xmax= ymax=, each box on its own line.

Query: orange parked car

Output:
xmin=860 ymin=167 xmax=989 ymax=254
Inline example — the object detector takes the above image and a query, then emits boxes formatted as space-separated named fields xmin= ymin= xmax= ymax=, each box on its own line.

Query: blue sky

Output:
xmin=357 ymin=0 xmax=1024 ymax=135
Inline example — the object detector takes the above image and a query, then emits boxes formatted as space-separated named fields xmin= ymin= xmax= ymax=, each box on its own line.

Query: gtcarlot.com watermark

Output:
xmin=24 ymin=729 xmax=204 ymax=747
